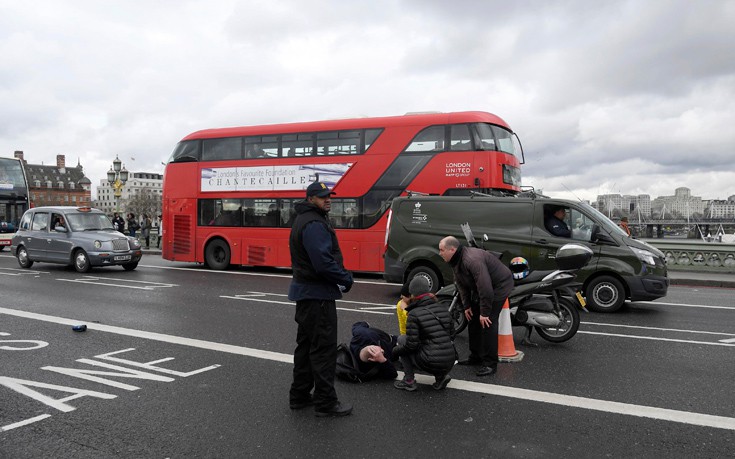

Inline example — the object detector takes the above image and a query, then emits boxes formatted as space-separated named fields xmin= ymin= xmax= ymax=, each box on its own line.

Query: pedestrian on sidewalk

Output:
xmin=141 ymin=214 xmax=152 ymax=249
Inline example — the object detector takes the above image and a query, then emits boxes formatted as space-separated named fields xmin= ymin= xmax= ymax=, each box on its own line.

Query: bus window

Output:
xmin=244 ymin=136 xmax=278 ymax=158
xmin=362 ymin=190 xmax=398 ymax=228
xmin=364 ymin=129 xmax=382 ymax=152
xmin=281 ymin=199 xmax=299 ymax=227
xmin=283 ymin=133 xmax=314 ymax=157
xmin=374 ymin=155 xmax=432 ymax=188
xmin=317 ymin=130 xmax=361 ymax=156
xmin=202 ymin=137 xmax=242 ymax=161
xmin=168 ymin=140 xmax=200 ymax=163
xmin=492 ymin=125 xmax=516 ymax=155
xmin=405 ymin=125 xmax=445 ymax=152
xmin=331 ymin=198 xmax=359 ymax=228
xmin=450 ymin=124 xmax=472 ymax=151
xmin=474 ymin=123 xmax=497 ymax=151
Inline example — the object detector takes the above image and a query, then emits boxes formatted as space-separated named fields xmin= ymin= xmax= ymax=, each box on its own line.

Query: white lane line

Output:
xmin=582 ymin=321 xmax=735 ymax=337
xmin=635 ymin=301 xmax=735 ymax=310
xmin=578 ymin=330 xmax=735 ymax=347
xmin=720 ymin=338 xmax=735 ymax=343
xmin=1 ymin=414 xmax=52 ymax=432
xmin=136 ymin=264 xmax=393 ymax=286
xmin=56 ymin=276 xmax=177 ymax=291
xmin=1 ymin=305 xmax=734 ymax=432
xmin=219 ymin=294 xmax=393 ymax=315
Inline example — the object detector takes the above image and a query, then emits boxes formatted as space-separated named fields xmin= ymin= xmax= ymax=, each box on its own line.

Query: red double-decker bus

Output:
xmin=162 ymin=111 xmax=523 ymax=272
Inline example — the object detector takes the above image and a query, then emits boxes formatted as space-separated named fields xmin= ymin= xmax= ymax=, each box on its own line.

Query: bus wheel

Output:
xmin=205 ymin=239 xmax=231 ymax=270
xmin=406 ymin=265 xmax=440 ymax=293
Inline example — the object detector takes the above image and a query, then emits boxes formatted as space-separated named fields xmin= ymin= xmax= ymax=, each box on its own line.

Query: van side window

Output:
xmin=569 ymin=209 xmax=594 ymax=241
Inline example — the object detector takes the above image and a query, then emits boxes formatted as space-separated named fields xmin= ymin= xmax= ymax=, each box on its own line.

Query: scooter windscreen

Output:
xmin=555 ymin=244 xmax=594 ymax=270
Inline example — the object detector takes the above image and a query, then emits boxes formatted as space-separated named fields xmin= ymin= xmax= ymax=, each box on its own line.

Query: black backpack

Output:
xmin=335 ymin=343 xmax=379 ymax=383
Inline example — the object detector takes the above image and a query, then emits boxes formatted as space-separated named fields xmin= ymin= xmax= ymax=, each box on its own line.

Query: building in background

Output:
xmin=96 ymin=171 xmax=163 ymax=215
xmin=706 ymin=196 xmax=735 ymax=219
xmin=651 ymin=187 xmax=706 ymax=219
xmin=595 ymin=193 xmax=651 ymax=218
xmin=15 ymin=151 xmax=92 ymax=207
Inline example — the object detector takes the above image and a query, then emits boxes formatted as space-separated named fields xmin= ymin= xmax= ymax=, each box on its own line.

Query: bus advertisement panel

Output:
xmin=162 ymin=111 xmax=523 ymax=273
xmin=0 ymin=157 xmax=30 ymax=250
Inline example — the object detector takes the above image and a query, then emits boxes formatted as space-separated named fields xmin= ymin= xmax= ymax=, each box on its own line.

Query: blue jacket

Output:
xmin=288 ymin=201 xmax=353 ymax=301
xmin=349 ymin=322 xmax=398 ymax=380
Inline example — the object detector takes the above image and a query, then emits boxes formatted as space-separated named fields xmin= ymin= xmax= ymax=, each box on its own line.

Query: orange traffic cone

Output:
xmin=498 ymin=299 xmax=524 ymax=362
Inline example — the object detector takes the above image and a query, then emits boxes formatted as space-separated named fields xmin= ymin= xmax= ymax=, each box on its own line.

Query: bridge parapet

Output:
xmin=643 ymin=239 xmax=735 ymax=273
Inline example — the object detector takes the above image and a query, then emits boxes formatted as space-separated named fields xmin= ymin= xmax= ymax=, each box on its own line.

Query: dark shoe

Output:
xmin=457 ymin=356 xmax=482 ymax=366
xmin=432 ymin=375 xmax=452 ymax=391
xmin=476 ymin=366 xmax=496 ymax=377
xmin=315 ymin=402 xmax=353 ymax=417
xmin=393 ymin=378 xmax=417 ymax=392
xmin=289 ymin=397 xmax=314 ymax=410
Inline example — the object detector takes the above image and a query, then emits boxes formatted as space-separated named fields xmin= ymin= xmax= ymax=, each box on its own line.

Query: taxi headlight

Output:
xmin=94 ymin=240 xmax=102 ymax=249
xmin=129 ymin=238 xmax=141 ymax=248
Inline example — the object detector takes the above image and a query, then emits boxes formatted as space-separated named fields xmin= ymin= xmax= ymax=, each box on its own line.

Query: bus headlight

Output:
xmin=631 ymin=247 xmax=656 ymax=266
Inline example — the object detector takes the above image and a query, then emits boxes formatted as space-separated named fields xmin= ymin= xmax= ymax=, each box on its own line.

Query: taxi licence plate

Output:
xmin=114 ymin=255 xmax=131 ymax=261
xmin=575 ymin=291 xmax=587 ymax=307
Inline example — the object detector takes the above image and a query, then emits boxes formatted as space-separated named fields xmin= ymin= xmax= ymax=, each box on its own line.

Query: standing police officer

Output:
xmin=288 ymin=181 xmax=354 ymax=417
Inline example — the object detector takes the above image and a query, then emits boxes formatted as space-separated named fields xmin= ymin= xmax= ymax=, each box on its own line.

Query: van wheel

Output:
xmin=406 ymin=266 xmax=440 ymax=293
xmin=586 ymin=276 xmax=625 ymax=313
xmin=205 ymin=239 xmax=230 ymax=270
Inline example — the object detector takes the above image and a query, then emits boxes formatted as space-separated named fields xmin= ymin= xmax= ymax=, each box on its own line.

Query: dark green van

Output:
xmin=383 ymin=194 xmax=669 ymax=312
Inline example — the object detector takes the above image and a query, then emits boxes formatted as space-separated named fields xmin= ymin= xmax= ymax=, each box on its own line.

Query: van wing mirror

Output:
xmin=591 ymin=224 xmax=615 ymax=244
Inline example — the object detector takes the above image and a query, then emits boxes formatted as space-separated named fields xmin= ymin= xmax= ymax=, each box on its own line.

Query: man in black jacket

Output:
xmin=392 ymin=276 xmax=455 ymax=391
xmin=439 ymin=236 xmax=513 ymax=377
xmin=288 ymin=181 xmax=354 ymax=417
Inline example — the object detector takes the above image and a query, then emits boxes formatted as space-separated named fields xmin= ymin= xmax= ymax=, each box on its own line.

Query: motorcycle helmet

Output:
xmin=509 ymin=256 xmax=530 ymax=280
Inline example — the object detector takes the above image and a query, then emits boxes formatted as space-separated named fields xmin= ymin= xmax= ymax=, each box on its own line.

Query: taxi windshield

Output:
xmin=66 ymin=213 xmax=115 ymax=231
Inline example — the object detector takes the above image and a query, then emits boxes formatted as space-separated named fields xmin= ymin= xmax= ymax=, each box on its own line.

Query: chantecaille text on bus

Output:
xmin=201 ymin=163 xmax=353 ymax=192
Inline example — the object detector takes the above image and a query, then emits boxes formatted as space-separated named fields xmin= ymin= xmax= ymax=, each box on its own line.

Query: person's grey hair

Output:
xmin=442 ymin=236 xmax=460 ymax=249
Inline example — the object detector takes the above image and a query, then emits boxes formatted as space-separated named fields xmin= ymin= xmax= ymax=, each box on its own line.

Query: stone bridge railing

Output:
xmin=643 ymin=239 xmax=735 ymax=273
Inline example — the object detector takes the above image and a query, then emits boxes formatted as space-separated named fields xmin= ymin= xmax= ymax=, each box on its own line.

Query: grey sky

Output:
xmin=1 ymin=0 xmax=733 ymax=201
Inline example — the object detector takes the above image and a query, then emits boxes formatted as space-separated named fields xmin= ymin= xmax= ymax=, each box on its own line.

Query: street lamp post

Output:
xmin=107 ymin=155 xmax=129 ymax=213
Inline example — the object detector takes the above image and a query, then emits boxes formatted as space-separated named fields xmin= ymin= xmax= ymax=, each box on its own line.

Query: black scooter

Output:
xmin=436 ymin=223 xmax=593 ymax=344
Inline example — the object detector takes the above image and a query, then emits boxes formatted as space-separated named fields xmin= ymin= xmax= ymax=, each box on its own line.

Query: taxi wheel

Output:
xmin=74 ymin=249 xmax=92 ymax=273
xmin=122 ymin=262 xmax=138 ymax=271
xmin=17 ymin=246 xmax=33 ymax=269
xmin=586 ymin=276 xmax=625 ymax=313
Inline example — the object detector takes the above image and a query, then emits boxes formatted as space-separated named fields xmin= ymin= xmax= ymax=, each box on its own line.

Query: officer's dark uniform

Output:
xmin=288 ymin=182 xmax=353 ymax=416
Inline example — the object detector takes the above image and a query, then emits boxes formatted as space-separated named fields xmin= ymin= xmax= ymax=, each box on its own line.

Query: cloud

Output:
xmin=0 ymin=0 xmax=733 ymax=203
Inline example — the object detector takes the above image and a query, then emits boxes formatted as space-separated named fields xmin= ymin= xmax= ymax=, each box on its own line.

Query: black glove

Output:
xmin=392 ymin=345 xmax=403 ymax=358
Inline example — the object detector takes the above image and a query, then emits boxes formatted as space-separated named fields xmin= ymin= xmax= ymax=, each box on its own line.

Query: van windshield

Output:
xmin=579 ymin=203 xmax=629 ymax=237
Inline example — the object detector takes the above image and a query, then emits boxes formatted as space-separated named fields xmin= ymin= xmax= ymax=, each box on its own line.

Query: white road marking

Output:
xmin=635 ymin=301 xmax=735 ymax=310
xmin=1 ymin=305 xmax=734 ymax=431
xmin=220 ymin=292 xmax=394 ymax=315
xmin=583 ymin=321 xmax=735 ymax=337
xmin=0 ymin=267 xmax=48 ymax=276
xmin=1 ymin=414 xmax=52 ymax=432
xmin=135 ymin=263 xmax=393 ymax=285
xmin=56 ymin=276 xmax=177 ymax=291
xmin=720 ymin=338 xmax=735 ymax=343
xmin=579 ymin=330 xmax=735 ymax=347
